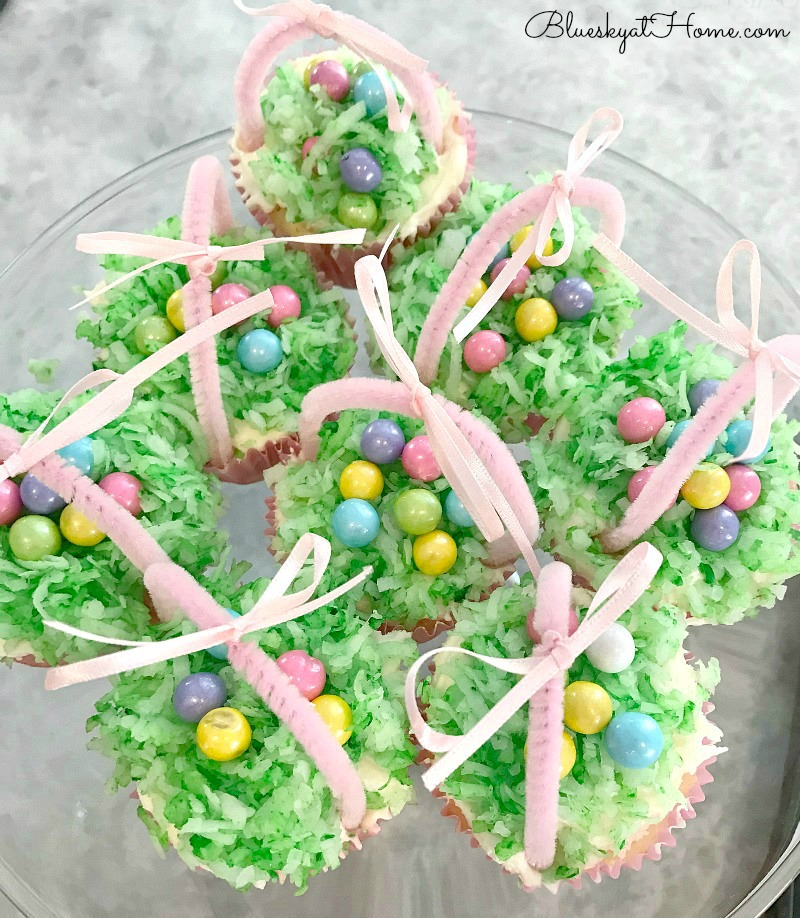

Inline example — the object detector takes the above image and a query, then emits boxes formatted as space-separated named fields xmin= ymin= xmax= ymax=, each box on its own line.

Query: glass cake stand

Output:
xmin=0 ymin=112 xmax=799 ymax=918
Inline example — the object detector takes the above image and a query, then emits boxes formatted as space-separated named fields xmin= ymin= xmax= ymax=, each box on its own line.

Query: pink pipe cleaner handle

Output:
xmin=416 ymin=178 xmax=625 ymax=380
xmin=525 ymin=561 xmax=571 ymax=869
xmin=233 ymin=0 xmax=441 ymax=152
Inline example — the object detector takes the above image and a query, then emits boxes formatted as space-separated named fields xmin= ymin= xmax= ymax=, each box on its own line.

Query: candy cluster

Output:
xmin=173 ymin=647 xmax=353 ymax=762
xmin=618 ymin=379 xmax=767 ymax=552
xmin=461 ymin=229 xmax=595 ymax=374
xmin=0 ymin=436 xmax=143 ymax=561
xmin=331 ymin=418 xmax=476 ymax=575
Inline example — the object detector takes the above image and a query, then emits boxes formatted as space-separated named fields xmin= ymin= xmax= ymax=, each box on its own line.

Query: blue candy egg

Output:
xmin=19 ymin=474 xmax=67 ymax=515
xmin=361 ymin=419 xmax=405 ymax=465
xmin=605 ymin=712 xmax=664 ymax=769
xmin=332 ymin=498 xmax=380 ymax=547
xmin=487 ymin=242 xmax=511 ymax=274
xmin=666 ymin=420 xmax=717 ymax=459
xmin=208 ymin=609 xmax=241 ymax=661
xmin=724 ymin=419 xmax=770 ymax=464
xmin=58 ymin=437 xmax=96 ymax=478
xmin=445 ymin=490 xmax=474 ymax=528
xmin=237 ymin=329 xmax=283 ymax=374
xmin=339 ymin=147 xmax=382 ymax=193
xmin=551 ymin=276 xmax=594 ymax=320
xmin=691 ymin=505 xmax=740 ymax=552
xmin=688 ymin=378 xmax=722 ymax=415
xmin=353 ymin=71 xmax=387 ymax=117
xmin=173 ymin=671 xmax=228 ymax=723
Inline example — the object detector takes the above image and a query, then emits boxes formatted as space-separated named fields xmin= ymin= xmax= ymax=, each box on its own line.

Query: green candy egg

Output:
xmin=337 ymin=193 xmax=378 ymax=230
xmin=134 ymin=316 xmax=177 ymax=355
xmin=393 ymin=489 xmax=443 ymax=536
xmin=9 ymin=515 xmax=62 ymax=561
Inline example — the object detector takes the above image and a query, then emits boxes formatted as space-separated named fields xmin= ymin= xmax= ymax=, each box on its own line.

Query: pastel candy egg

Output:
xmin=196 ymin=707 xmax=252 ymax=762
xmin=339 ymin=148 xmax=382 ymax=193
xmin=487 ymin=242 xmax=510 ymax=274
xmin=58 ymin=437 xmax=95 ymax=478
xmin=60 ymin=505 xmax=106 ymax=547
xmin=509 ymin=225 xmax=555 ymax=269
xmin=680 ymin=463 xmax=731 ymax=509
xmin=19 ymin=474 xmax=66 ymax=515
xmin=445 ymin=490 xmax=474 ymax=528
xmin=666 ymin=420 xmax=717 ymax=459
xmin=8 ymin=515 xmax=62 ymax=561
xmin=134 ymin=316 xmax=176 ymax=355
xmin=166 ymin=289 xmax=185 ymax=332
xmin=413 ymin=530 xmax=457 ymax=576
xmin=465 ymin=279 xmax=487 ymax=308
xmin=560 ymin=731 xmax=577 ymax=779
xmin=277 ymin=649 xmax=326 ymax=701
xmin=724 ymin=419 xmax=770 ymax=464
xmin=691 ymin=505 xmax=740 ymax=551
xmin=301 ymin=136 xmax=320 ymax=159
xmin=688 ymin=378 xmax=722 ymax=414
xmin=332 ymin=498 xmax=380 ymax=548
xmin=605 ymin=712 xmax=664 ymax=769
xmin=463 ymin=330 xmax=507 ymax=373
xmin=563 ymin=681 xmax=612 ymax=735
xmin=551 ymin=276 xmax=594 ymax=320
xmin=311 ymin=694 xmax=353 ymax=744
xmin=339 ymin=460 xmax=384 ymax=501
xmin=360 ymin=419 xmax=405 ymax=464
xmin=616 ymin=397 xmax=666 ymax=443
xmin=627 ymin=466 xmax=675 ymax=508
xmin=237 ymin=329 xmax=283 ymax=374
xmin=393 ymin=488 xmax=442 ymax=536
xmin=585 ymin=622 xmax=636 ymax=673
xmin=208 ymin=609 xmax=241 ymax=661
xmin=308 ymin=59 xmax=350 ymax=102
xmin=99 ymin=472 xmax=143 ymax=516
xmin=0 ymin=480 xmax=23 ymax=526
xmin=173 ymin=672 xmax=228 ymax=723
xmin=302 ymin=56 xmax=325 ymax=88
xmin=401 ymin=435 xmax=441 ymax=482
xmin=211 ymin=283 xmax=251 ymax=316
xmin=209 ymin=263 xmax=227 ymax=290
xmin=724 ymin=464 xmax=761 ymax=511
xmin=337 ymin=192 xmax=378 ymax=230
xmin=515 ymin=297 xmax=558 ymax=342
xmin=267 ymin=285 xmax=301 ymax=327
xmin=489 ymin=258 xmax=530 ymax=300
xmin=353 ymin=70 xmax=387 ymax=116
xmin=351 ymin=61 xmax=373 ymax=80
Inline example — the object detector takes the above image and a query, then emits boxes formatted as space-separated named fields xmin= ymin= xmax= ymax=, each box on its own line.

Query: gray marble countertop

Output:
xmin=1 ymin=0 xmax=798 ymax=294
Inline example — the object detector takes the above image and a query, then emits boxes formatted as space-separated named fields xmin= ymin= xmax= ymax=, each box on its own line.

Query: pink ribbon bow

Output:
xmin=405 ymin=541 xmax=662 ymax=870
xmin=354 ymin=247 xmax=541 ymax=575
xmin=233 ymin=0 xmax=434 ymax=146
xmin=593 ymin=237 xmax=800 ymax=552
xmin=0 ymin=292 xmax=272 ymax=483
xmin=454 ymin=107 xmax=623 ymax=342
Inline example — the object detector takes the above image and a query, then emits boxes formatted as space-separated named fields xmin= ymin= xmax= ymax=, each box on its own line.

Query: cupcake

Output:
xmin=75 ymin=156 xmax=359 ymax=483
xmin=229 ymin=3 xmax=475 ymax=287
xmin=525 ymin=324 xmax=800 ymax=625
xmin=84 ymin=539 xmax=417 ymax=891
xmin=414 ymin=563 xmax=722 ymax=890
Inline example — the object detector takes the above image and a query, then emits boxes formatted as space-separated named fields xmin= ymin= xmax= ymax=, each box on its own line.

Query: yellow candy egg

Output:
xmin=509 ymin=226 xmax=555 ymax=269
xmin=166 ymin=289 xmax=185 ymax=333
xmin=560 ymin=731 xmax=577 ymax=779
xmin=563 ymin=681 xmax=613 ymax=735
xmin=413 ymin=529 xmax=457 ymax=576
xmin=303 ymin=56 xmax=324 ymax=88
xmin=196 ymin=707 xmax=252 ymax=761
xmin=515 ymin=298 xmax=558 ymax=342
xmin=59 ymin=505 xmax=106 ymax=547
xmin=312 ymin=694 xmax=353 ymax=744
xmin=680 ymin=462 xmax=731 ymax=509
xmin=339 ymin=460 xmax=384 ymax=501
xmin=465 ymin=279 xmax=488 ymax=308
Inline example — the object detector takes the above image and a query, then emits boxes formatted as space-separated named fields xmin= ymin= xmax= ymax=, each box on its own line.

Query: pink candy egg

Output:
xmin=626 ymin=466 xmax=675 ymax=507
xmin=724 ymin=464 xmax=761 ymax=511
xmin=277 ymin=649 xmax=326 ymax=700
xmin=527 ymin=607 xmax=579 ymax=643
xmin=489 ymin=259 xmax=531 ymax=300
xmin=211 ymin=283 xmax=251 ymax=316
xmin=617 ymin=397 xmax=666 ymax=443
xmin=267 ymin=285 xmax=302 ymax=327
xmin=0 ymin=479 xmax=23 ymax=526
xmin=99 ymin=472 xmax=143 ymax=517
xmin=463 ymin=330 xmax=507 ymax=373
xmin=302 ymin=136 xmax=320 ymax=159
xmin=401 ymin=436 xmax=442 ymax=482
xmin=309 ymin=59 xmax=350 ymax=102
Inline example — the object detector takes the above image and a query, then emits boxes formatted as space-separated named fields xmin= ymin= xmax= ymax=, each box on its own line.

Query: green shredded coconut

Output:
xmin=266 ymin=410 xmax=505 ymax=630
xmin=421 ymin=576 xmax=720 ymax=885
xmin=525 ymin=323 xmax=800 ymax=625
xmin=0 ymin=389 xmax=227 ymax=664
xmin=27 ymin=359 xmax=59 ymax=385
xmin=381 ymin=178 xmax=643 ymax=441
xmin=88 ymin=579 xmax=417 ymax=891
xmin=75 ymin=218 xmax=356 ymax=453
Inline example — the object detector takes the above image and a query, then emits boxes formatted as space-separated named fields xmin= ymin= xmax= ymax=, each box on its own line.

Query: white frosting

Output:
xmin=0 ymin=636 xmax=37 ymax=662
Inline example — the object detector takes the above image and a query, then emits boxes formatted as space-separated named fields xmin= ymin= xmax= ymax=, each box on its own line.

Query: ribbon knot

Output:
xmin=551 ymin=169 xmax=575 ymax=200
xmin=293 ymin=0 xmax=336 ymax=36
xmin=539 ymin=629 xmax=574 ymax=671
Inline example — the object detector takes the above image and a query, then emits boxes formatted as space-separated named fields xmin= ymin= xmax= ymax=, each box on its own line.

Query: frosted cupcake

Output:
xmin=230 ymin=2 xmax=475 ymax=286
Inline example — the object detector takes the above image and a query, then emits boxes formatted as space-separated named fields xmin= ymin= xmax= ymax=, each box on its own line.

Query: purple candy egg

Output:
xmin=691 ymin=505 xmax=740 ymax=552
xmin=551 ymin=276 xmax=594 ymax=320
xmin=360 ymin=419 xmax=406 ymax=464
xmin=19 ymin=474 xmax=67 ymax=515
xmin=173 ymin=672 xmax=228 ymax=723
xmin=688 ymin=378 xmax=722 ymax=415
xmin=339 ymin=148 xmax=382 ymax=193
